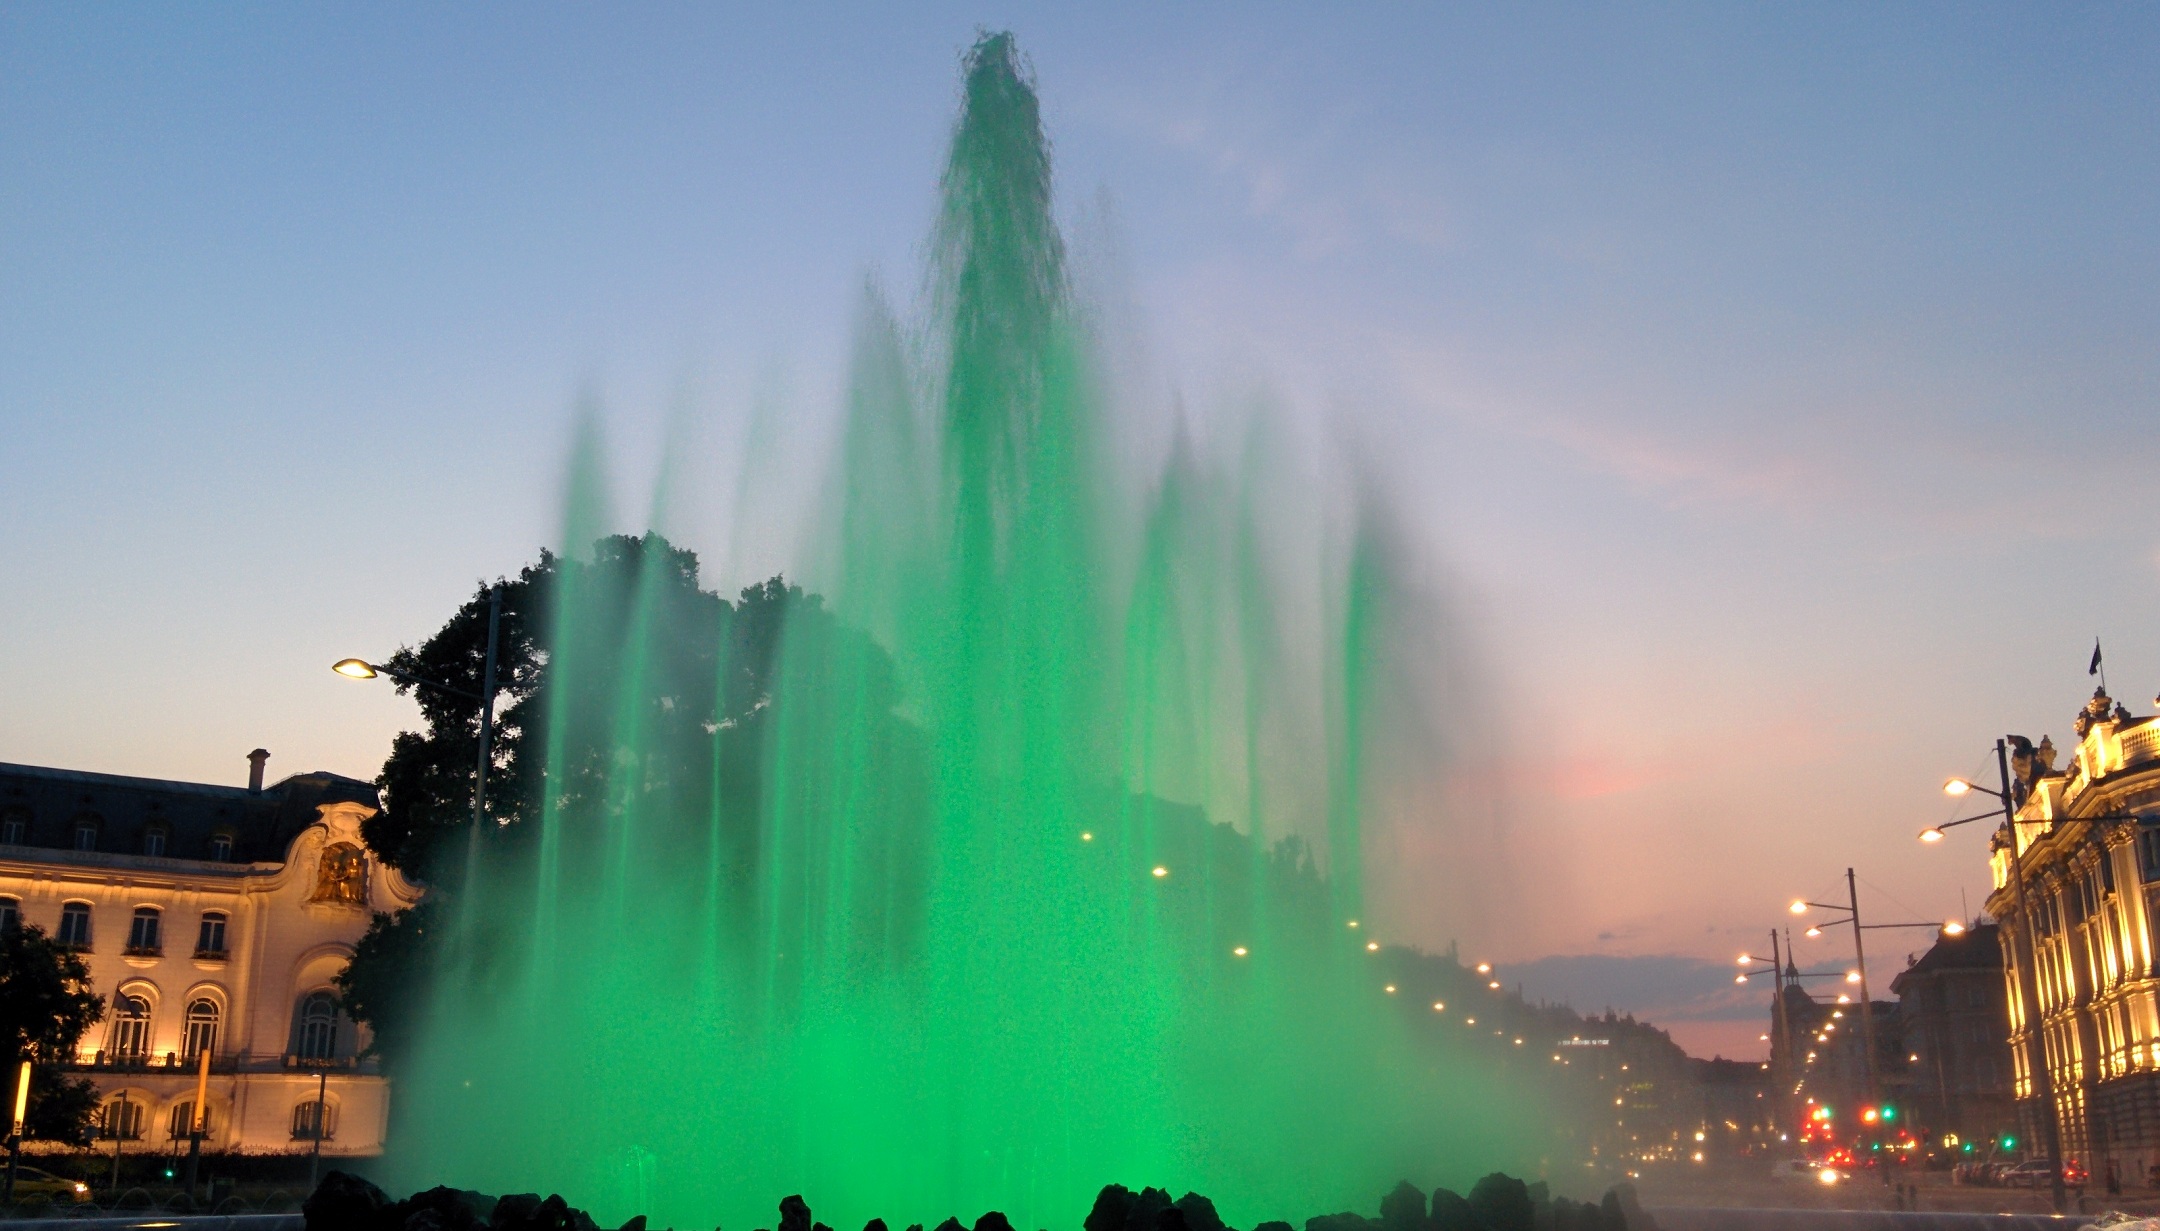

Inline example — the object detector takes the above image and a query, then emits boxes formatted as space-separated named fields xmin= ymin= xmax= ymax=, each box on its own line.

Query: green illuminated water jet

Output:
xmin=386 ymin=34 xmax=1540 ymax=1230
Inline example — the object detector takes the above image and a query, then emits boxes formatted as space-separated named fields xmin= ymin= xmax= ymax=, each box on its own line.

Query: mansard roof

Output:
xmin=0 ymin=759 xmax=377 ymax=865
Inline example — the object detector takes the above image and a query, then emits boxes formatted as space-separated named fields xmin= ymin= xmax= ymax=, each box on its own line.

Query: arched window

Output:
xmin=0 ymin=897 xmax=17 ymax=933
xmin=292 ymin=1099 xmax=336 ymax=1142
xmin=101 ymin=1095 xmax=143 ymax=1140
xmin=57 ymin=901 xmax=91 ymax=948
xmin=195 ymin=911 xmax=228 ymax=957
xmin=109 ymin=994 xmax=151 ymax=1061
xmin=182 ymin=998 xmax=219 ymax=1062
xmin=295 ymin=992 xmax=339 ymax=1062
xmin=168 ymin=1099 xmax=214 ymax=1140
xmin=142 ymin=827 xmax=167 ymax=857
xmin=125 ymin=906 xmax=162 ymax=955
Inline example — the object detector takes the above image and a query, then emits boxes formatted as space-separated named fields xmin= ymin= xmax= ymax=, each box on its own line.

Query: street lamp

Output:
xmin=1788 ymin=874 xmax=1960 ymax=1110
xmin=333 ymin=584 xmax=502 ymax=902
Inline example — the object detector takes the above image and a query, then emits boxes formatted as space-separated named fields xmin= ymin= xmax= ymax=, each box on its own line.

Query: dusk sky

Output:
xmin=6 ymin=5 xmax=2159 ymax=1059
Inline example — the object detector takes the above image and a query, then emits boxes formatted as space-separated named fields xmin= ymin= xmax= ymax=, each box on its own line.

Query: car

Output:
xmin=2003 ymin=1159 xmax=2088 ymax=1188
xmin=1771 ymin=1159 xmax=1843 ymax=1186
xmin=4 ymin=1165 xmax=92 ymax=1202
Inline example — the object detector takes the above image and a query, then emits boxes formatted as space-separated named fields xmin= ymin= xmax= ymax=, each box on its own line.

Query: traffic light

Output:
xmin=1861 ymin=1106 xmax=1879 ymax=1124
xmin=1880 ymin=1104 xmax=1898 ymax=1122
xmin=2001 ymin=1134 xmax=2019 ymax=1151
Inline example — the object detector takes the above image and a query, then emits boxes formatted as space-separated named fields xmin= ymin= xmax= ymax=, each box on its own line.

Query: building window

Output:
xmin=2140 ymin=826 xmax=2160 ymax=882
xmin=292 ymin=1099 xmax=336 ymax=1141
xmin=101 ymin=1095 xmax=144 ymax=1140
xmin=142 ymin=828 xmax=166 ymax=857
xmin=168 ymin=1099 xmax=213 ymax=1141
xmin=208 ymin=834 xmax=233 ymax=862
xmin=125 ymin=906 xmax=161 ymax=955
xmin=0 ymin=897 xmax=17 ymax=933
xmin=57 ymin=901 xmax=92 ymax=949
xmin=196 ymin=911 xmax=228 ymax=957
xmin=0 ymin=815 xmax=24 ymax=845
xmin=295 ymin=992 xmax=339 ymax=1062
xmin=182 ymin=998 xmax=219 ymax=1061
xmin=73 ymin=820 xmax=98 ymax=851
xmin=109 ymin=994 xmax=151 ymax=1061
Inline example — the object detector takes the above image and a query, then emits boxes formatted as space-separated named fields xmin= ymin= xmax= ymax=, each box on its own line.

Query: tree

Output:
xmin=340 ymin=534 xmax=919 ymax=1067
xmin=0 ymin=923 xmax=104 ymax=1143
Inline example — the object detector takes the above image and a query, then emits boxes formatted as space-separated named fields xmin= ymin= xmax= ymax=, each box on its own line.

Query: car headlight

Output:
xmin=74 ymin=1183 xmax=89 ymax=1193
xmin=1817 ymin=1169 xmax=1839 ymax=1185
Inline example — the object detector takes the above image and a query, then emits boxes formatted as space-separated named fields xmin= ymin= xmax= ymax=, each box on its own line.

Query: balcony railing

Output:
xmin=192 ymin=947 xmax=229 ymax=961
xmin=122 ymin=945 xmax=163 ymax=958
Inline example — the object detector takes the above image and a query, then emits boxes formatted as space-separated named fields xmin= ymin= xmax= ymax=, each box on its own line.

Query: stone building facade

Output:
xmin=1984 ymin=687 xmax=2160 ymax=1181
xmin=0 ymin=753 xmax=419 ymax=1158
xmin=1889 ymin=925 xmax=2017 ymax=1149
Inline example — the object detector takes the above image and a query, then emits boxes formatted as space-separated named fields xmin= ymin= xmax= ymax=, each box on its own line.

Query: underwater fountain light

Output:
xmin=332 ymin=658 xmax=379 ymax=679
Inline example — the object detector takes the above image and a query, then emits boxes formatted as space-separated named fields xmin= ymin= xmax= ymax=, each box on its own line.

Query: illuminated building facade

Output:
xmin=0 ymin=754 xmax=420 ymax=1158
xmin=1984 ymin=687 xmax=2160 ymax=1182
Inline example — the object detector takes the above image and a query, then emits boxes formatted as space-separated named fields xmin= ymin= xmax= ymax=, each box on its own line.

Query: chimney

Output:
xmin=247 ymin=749 xmax=270 ymax=793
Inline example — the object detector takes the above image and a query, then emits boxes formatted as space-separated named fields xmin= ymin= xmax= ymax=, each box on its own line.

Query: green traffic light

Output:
xmin=2001 ymin=1135 xmax=2018 ymax=1150
xmin=1962 ymin=1143 xmax=1975 ymax=1153
xmin=1881 ymin=1104 xmax=1897 ymax=1122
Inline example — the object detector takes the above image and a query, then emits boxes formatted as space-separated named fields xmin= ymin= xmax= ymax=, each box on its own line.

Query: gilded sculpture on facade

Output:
xmin=312 ymin=841 xmax=369 ymax=905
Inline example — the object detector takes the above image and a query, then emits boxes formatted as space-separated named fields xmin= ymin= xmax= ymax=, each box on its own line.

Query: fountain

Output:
xmin=381 ymin=33 xmax=1539 ymax=1230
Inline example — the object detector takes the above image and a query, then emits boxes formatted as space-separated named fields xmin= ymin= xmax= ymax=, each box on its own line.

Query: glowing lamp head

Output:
xmin=1737 ymin=954 xmax=1754 ymax=965
xmin=332 ymin=658 xmax=378 ymax=680
xmin=1804 ymin=926 xmax=1823 ymax=938
xmin=1488 ymin=980 xmax=1502 ymax=989
xmin=1384 ymin=984 xmax=1397 ymax=994
xmin=1432 ymin=1002 xmax=1445 ymax=1011
xmin=1475 ymin=962 xmax=1492 ymax=974
xmin=1942 ymin=921 xmax=1965 ymax=936
xmin=1366 ymin=941 xmax=1380 ymax=952
xmin=1080 ymin=831 xmax=1094 ymax=842
xmin=1789 ymin=900 xmax=1808 ymax=915
xmin=1151 ymin=866 xmax=1168 ymax=878
xmin=1943 ymin=778 xmax=1972 ymax=797
xmin=1836 ymin=994 xmax=1851 ymax=1004
xmin=1232 ymin=946 xmax=1248 ymax=957
xmin=1846 ymin=971 xmax=1862 ymax=984
xmin=1735 ymin=974 xmax=1748 ymax=984
xmin=1919 ymin=828 xmax=1944 ymax=843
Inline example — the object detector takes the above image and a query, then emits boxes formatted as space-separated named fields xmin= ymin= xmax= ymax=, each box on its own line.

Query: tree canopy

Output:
xmin=0 ymin=923 xmax=104 ymax=1142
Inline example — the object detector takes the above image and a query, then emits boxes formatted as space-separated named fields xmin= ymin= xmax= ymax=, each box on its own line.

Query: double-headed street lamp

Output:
xmin=1919 ymin=736 xmax=2150 ymax=1214
xmin=1786 ymin=870 xmax=1961 ymax=1112
xmin=333 ymin=584 xmax=502 ymax=900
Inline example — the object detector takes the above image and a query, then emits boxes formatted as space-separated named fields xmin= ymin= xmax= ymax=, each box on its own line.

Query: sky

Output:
xmin=5 ymin=4 xmax=2159 ymax=1060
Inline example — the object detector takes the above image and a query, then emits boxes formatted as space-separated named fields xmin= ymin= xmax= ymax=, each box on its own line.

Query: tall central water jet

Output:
xmin=383 ymin=35 xmax=1538 ymax=1230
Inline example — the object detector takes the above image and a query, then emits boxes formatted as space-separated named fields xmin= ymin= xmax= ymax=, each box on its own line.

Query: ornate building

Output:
xmin=0 ymin=752 xmax=419 ymax=1158
xmin=1985 ymin=687 xmax=2160 ymax=1181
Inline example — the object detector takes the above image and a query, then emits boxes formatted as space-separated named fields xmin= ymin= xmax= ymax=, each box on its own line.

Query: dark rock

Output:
xmin=781 ymin=1197 xmax=814 ymax=1231
xmin=1126 ymin=1187 xmax=1173 ymax=1231
xmin=1087 ymin=1187 xmax=1138 ymax=1231
xmin=1600 ymin=1185 xmax=1651 ymax=1231
xmin=621 ymin=1219 xmax=647 ymax=1231
xmin=935 ymin=1218 xmax=966 ymax=1231
xmin=1154 ymin=1208 xmax=1189 ymax=1231
xmin=865 ymin=1220 xmax=890 ymax=1231
xmin=1173 ymin=1193 xmax=1225 ymax=1231
xmin=975 ymin=1214 xmax=1016 ymax=1231
xmin=494 ymin=1196 xmax=545 ymax=1231
xmin=1380 ymin=1183 xmax=1425 ymax=1231
xmin=816 ymin=1223 xmax=835 ymax=1231
xmin=1254 ymin=1221 xmax=1294 ymax=1231
xmin=1306 ymin=1214 xmax=1373 ymax=1231
xmin=1429 ymin=1189 xmax=1485 ymax=1231
xmin=307 ymin=1171 xmax=394 ymax=1231
xmin=1466 ymin=1176 xmax=1531 ymax=1231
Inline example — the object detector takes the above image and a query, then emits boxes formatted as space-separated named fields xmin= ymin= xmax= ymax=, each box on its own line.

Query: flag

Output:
xmin=2091 ymin=640 xmax=2103 ymax=676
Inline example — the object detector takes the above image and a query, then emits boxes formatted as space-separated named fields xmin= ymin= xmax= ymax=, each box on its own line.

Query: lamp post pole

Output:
xmin=307 ymin=1069 xmax=327 ymax=1188
xmin=1845 ymin=867 xmax=1880 ymax=1107
xmin=1994 ymin=737 xmax=2068 ymax=1214
xmin=4 ymin=1059 xmax=27 ymax=1205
